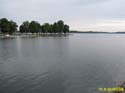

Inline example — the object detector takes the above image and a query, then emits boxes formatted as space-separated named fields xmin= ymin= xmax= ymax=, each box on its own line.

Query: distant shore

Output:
xmin=70 ymin=31 xmax=125 ymax=34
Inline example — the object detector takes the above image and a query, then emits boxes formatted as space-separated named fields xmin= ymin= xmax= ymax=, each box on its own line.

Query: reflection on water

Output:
xmin=0 ymin=34 xmax=125 ymax=93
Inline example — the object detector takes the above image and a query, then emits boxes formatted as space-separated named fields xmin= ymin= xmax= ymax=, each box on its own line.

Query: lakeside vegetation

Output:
xmin=0 ymin=18 xmax=69 ymax=35
xmin=1 ymin=18 xmax=125 ymax=35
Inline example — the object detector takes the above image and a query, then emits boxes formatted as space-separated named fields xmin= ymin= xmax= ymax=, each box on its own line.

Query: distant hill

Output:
xmin=115 ymin=32 xmax=125 ymax=34
xmin=69 ymin=31 xmax=110 ymax=33
xmin=70 ymin=31 xmax=125 ymax=34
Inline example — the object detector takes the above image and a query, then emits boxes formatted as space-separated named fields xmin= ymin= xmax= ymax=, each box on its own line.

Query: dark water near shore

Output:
xmin=0 ymin=34 xmax=125 ymax=93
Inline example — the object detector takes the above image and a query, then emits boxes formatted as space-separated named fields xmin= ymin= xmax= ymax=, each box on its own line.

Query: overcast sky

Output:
xmin=1 ymin=0 xmax=125 ymax=32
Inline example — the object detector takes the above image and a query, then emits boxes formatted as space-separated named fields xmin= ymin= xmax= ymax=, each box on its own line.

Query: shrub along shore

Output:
xmin=0 ymin=18 xmax=69 ymax=35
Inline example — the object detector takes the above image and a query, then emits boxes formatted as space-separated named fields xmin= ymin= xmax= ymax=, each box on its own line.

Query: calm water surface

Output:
xmin=0 ymin=34 xmax=125 ymax=93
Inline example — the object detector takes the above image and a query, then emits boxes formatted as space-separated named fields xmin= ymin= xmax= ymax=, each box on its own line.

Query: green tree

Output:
xmin=49 ymin=24 xmax=53 ymax=33
xmin=52 ymin=22 xmax=59 ymax=33
xmin=41 ymin=25 xmax=45 ymax=33
xmin=19 ymin=21 xmax=30 ymax=34
xmin=0 ymin=18 xmax=18 ymax=34
xmin=29 ymin=21 xmax=41 ymax=34
xmin=41 ymin=23 xmax=51 ymax=33
xmin=0 ymin=18 xmax=70 ymax=34
xmin=63 ymin=24 xmax=69 ymax=34
xmin=9 ymin=20 xmax=18 ymax=34
xmin=57 ymin=20 xmax=64 ymax=33
xmin=19 ymin=25 xmax=24 ymax=33
xmin=0 ymin=18 xmax=10 ymax=34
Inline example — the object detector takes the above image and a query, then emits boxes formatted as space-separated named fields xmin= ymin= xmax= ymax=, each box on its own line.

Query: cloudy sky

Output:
xmin=1 ymin=0 xmax=125 ymax=32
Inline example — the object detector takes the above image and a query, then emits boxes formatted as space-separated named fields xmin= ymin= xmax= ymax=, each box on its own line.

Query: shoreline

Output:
xmin=0 ymin=33 xmax=71 ymax=38
xmin=1 ymin=32 xmax=125 ymax=38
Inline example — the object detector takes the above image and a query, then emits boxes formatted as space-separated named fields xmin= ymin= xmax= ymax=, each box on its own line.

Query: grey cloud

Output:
xmin=0 ymin=0 xmax=125 ymax=31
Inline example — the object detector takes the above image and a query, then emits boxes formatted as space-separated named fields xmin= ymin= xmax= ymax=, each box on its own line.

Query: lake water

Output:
xmin=0 ymin=34 xmax=125 ymax=93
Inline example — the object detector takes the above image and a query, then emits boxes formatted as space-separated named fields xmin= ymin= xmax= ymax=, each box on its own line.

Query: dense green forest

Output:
xmin=0 ymin=18 xmax=69 ymax=34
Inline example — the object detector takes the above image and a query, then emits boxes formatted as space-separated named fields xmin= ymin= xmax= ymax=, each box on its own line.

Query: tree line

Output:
xmin=0 ymin=18 xmax=69 ymax=34
xmin=0 ymin=18 xmax=18 ymax=34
